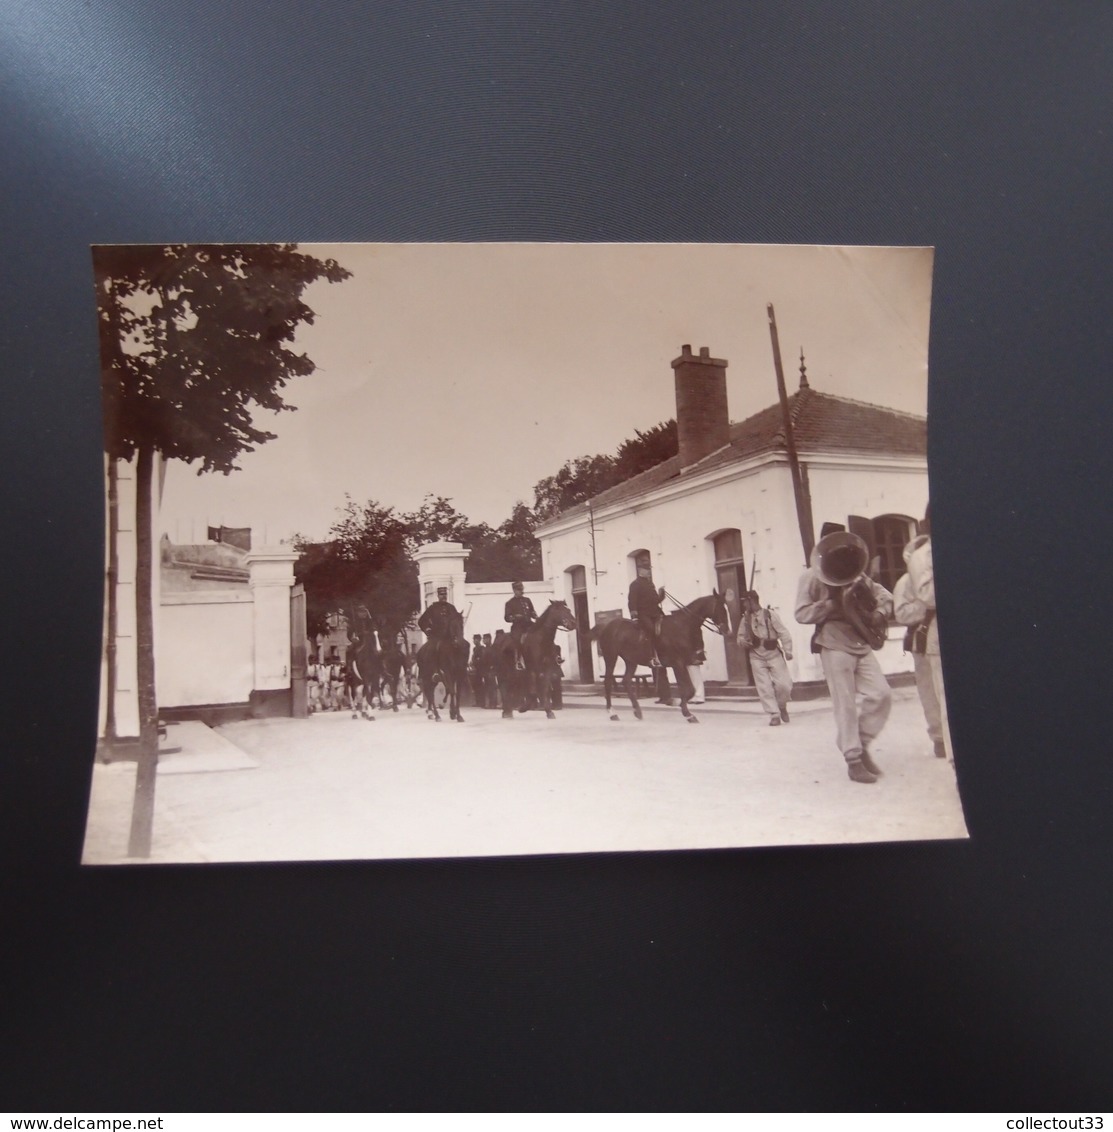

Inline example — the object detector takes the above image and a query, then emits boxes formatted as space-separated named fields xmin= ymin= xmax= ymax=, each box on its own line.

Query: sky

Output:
xmin=156 ymin=243 xmax=934 ymax=545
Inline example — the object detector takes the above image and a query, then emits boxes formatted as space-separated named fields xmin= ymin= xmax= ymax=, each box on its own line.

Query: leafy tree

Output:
xmin=96 ymin=242 xmax=351 ymax=857
xmin=531 ymin=453 xmax=618 ymax=523
xmin=530 ymin=420 xmax=678 ymax=524
xmin=402 ymin=494 xmax=472 ymax=551
xmin=294 ymin=496 xmax=417 ymax=641
xmin=615 ymin=419 xmax=677 ymax=479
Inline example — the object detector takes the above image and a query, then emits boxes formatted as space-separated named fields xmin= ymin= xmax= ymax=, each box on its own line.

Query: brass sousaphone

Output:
xmin=812 ymin=531 xmax=889 ymax=650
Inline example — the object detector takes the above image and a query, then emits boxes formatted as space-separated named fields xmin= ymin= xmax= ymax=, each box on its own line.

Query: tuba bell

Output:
xmin=812 ymin=531 xmax=888 ymax=650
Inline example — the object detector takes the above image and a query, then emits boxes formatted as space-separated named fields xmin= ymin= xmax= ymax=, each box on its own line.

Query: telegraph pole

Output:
xmin=767 ymin=303 xmax=815 ymax=563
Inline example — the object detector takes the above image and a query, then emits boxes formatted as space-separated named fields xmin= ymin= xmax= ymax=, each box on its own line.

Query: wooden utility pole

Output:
xmin=767 ymin=303 xmax=815 ymax=564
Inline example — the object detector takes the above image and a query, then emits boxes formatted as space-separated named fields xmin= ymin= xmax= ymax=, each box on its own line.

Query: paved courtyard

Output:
xmin=81 ymin=687 xmax=969 ymax=864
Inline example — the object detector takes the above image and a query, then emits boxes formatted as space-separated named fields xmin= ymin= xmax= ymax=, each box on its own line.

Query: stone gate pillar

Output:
xmin=413 ymin=541 xmax=470 ymax=614
xmin=245 ymin=546 xmax=299 ymax=715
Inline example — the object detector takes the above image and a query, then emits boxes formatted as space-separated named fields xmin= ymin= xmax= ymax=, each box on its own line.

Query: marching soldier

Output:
xmin=795 ymin=529 xmax=894 ymax=784
xmin=738 ymin=590 xmax=794 ymax=726
xmin=468 ymin=633 xmax=486 ymax=706
xmin=894 ymin=527 xmax=946 ymax=759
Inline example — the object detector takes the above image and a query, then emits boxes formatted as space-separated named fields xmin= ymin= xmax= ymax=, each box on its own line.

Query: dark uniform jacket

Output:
xmin=419 ymin=601 xmax=461 ymax=640
xmin=504 ymin=594 xmax=537 ymax=637
xmin=628 ymin=576 xmax=664 ymax=622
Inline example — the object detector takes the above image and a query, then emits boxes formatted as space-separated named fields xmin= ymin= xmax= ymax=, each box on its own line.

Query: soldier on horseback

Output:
xmin=418 ymin=587 xmax=463 ymax=642
xmin=504 ymin=581 xmax=537 ymax=671
xmin=628 ymin=563 xmax=665 ymax=667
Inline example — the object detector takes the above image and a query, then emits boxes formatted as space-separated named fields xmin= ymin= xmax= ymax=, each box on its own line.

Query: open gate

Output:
xmin=290 ymin=582 xmax=308 ymax=718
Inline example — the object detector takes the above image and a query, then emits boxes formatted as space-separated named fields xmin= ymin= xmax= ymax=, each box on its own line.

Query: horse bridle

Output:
xmin=661 ymin=589 xmax=728 ymax=636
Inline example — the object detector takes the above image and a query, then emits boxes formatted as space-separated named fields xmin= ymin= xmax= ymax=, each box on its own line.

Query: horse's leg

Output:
xmin=623 ymin=660 xmax=642 ymax=721
xmin=604 ymin=655 xmax=619 ymax=721
xmin=675 ymin=665 xmax=698 ymax=722
xmin=423 ymin=671 xmax=440 ymax=721
xmin=453 ymin=668 xmax=464 ymax=722
xmin=497 ymin=662 xmax=513 ymax=719
xmin=537 ymin=656 xmax=555 ymax=720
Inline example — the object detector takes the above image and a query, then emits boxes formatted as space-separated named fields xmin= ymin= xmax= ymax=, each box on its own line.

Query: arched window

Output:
xmin=873 ymin=514 xmax=916 ymax=593
xmin=847 ymin=513 xmax=917 ymax=594
xmin=630 ymin=549 xmax=653 ymax=581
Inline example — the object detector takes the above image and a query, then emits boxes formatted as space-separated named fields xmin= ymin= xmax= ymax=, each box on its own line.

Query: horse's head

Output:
xmin=548 ymin=599 xmax=578 ymax=632
xmin=686 ymin=591 xmax=730 ymax=636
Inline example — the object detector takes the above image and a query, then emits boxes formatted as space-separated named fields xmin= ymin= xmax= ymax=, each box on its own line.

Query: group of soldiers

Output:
xmin=306 ymin=656 xmax=353 ymax=713
xmin=415 ymin=581 xmax=563 ymax=710
xmin=628 ymin=506 xmax=948 ymax=787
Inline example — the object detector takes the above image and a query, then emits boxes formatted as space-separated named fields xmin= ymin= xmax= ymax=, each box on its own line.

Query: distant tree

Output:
xmin=531 ymin=453 xmax=618 ymax=524
xmin=295 ymin=496 xmax=417 ymax=641
xmin=96 ymin=242 xmax=351 ymax=857
xmin=530 ymin=420 xmax=679 ymax=524
xmin=402 ymin=494 xmax=472 ymax=551
xmin=615 ymin=419 xmax=677 ymax=479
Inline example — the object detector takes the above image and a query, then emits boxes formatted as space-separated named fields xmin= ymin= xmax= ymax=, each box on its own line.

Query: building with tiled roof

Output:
xmin=535 ymin=345 xmax=930 ymax=689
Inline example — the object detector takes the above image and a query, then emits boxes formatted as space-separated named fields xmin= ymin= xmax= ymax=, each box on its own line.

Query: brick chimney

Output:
xmin=672 ymin=344 xmax=730 ymax=470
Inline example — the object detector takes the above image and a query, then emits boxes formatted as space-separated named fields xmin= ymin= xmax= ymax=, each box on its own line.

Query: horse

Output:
xmin=378 ymin=631 xmax=412 ymax=712
xmin=491 ymin=600 xmax=578 ymax=721
xmin=416 ymin=614 xmax=470 ymax=723
xmin=591 ymin=592 xmax=729 ymax=723
xmin=345 ymin=607 xmax=382 ymax=721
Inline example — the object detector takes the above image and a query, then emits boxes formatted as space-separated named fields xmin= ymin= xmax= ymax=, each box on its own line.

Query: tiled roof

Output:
xmin=550 ymin=388 xmax=926 ymax=522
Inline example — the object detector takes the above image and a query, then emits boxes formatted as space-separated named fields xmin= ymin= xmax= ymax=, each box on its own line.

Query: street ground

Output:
xmin=81 ymin=687 xmax=969 ymax=864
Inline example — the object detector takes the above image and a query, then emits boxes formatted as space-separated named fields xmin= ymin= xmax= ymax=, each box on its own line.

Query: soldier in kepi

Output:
xmin=628 ymin=562 xmax=665 ymax=667
xmin=504 ymin=580 xmax=537 ymax=671
xmin=418 ymin=586 xmax=463 ymax=642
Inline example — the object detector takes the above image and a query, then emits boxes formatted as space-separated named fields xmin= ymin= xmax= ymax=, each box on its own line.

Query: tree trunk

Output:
xmin=103 ymin=456 xmax=119 ymax=753
xmin=127 ymin=445 xmax=158 ymax=858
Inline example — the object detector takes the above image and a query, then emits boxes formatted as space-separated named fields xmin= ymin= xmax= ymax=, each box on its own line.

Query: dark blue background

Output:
xmin=2 ymin=1 xmax=1111 ymax=1110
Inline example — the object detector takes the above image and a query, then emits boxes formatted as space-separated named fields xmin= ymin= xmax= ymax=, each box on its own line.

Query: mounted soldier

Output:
xmin=628 ymin=562 xmax=665 ymax=667
xmin=418 ymin=587 xmax=463 ymax=643
xmin=504 ymin=580 xmax=538 ymax=671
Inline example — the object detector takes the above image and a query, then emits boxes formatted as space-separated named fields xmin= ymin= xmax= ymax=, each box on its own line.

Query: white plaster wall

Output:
xmin=460 ymin=581 xmax=555 ymax=646
xmin=539 ymin=458 xmax=930 ymax=684
xmin=158 ymin=593 xmax=255 ymax=706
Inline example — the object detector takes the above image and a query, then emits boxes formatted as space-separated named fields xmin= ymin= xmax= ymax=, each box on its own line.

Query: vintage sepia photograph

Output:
xmin=83 ymin=242 xmax=965 ymax=864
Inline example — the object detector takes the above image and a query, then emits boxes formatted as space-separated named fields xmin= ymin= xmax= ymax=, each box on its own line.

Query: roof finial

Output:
xmin=798 ymin=348 xmax=810 ymax=390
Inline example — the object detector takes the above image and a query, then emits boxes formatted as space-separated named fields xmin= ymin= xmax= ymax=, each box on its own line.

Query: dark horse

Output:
xmin=491 ymin=600 xmax=578 ymax=721
xmin=345 ymin=606 xmax=381 ymax=721
xmin=591 ymin=592 xmax=729 ymax=723
xmin=416 ymin=612 xmax=470 ymax=723
xmin=377 ymin=630 xmax=414 ymax=712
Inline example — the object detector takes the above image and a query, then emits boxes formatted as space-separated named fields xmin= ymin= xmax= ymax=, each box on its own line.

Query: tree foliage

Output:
xmin=294 ymin=497 xmax=417 ymax=640
xmin=530 ymin=419 xmax=678 ymax=523
xmin=96 ymin=242 xmax=352 ymax=470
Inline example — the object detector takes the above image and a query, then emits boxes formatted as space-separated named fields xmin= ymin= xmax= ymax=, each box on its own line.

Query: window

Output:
xmin=847 ymin=513 xmax=916 ymax=593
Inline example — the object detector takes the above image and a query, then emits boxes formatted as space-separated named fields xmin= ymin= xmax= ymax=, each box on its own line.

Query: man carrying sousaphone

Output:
xmin=795 ymin=524 xmax=895 ymax=784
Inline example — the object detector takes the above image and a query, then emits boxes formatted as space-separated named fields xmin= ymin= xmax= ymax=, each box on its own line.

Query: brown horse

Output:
xmin=416 ymin=612 xmax=470 ymax=722
xmin=591 ymin=592 xmax=729 ymax=723
xmin=491 ymin=600 xmax=578 ymax=720
xmin=345 ymin=608 xmax=381 ymax=722
xmin=377 ymin=630 xmax=412 ymax=711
